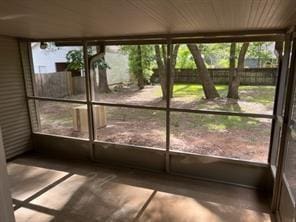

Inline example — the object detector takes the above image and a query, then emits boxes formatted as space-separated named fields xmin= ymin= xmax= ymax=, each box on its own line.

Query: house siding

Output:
xmin=0 ymin=36 xmax=32 ymax=159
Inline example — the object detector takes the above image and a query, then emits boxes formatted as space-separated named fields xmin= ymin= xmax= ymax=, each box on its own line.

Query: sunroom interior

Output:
xmin=0 ymin=1 xmax=296 ymax=221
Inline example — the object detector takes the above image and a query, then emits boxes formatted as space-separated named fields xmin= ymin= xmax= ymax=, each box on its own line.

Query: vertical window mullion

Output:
xmin=83 ymin=41 xmax=95 ymax=159
xmin=19 ymin=41 xmax=34 ymax=134
xmin=268 ymin=40 xmax=286 ymax=165
xmin=272 ymin=33 xmax=296 ymax=211
xmin=165 ymin=39 xmax=172 ymax=172
xmin=28 ymin=42 xmax=42 ymax=130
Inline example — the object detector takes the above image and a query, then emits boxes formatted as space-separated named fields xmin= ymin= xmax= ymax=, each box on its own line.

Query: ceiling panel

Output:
xmin=0 ymin=0 xmax=295 ymax=39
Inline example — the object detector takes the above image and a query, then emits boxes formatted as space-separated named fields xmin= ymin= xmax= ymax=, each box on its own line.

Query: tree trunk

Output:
xmin=155 ymin=45 xmax=166 ymax=99
xmin=187 ymin=44 xmax=220 ymax=99
xmin=96 ymin=46 xmax=111 ymax=93
xmin=274 ymin=41 xmax=283 ymax=85
xmin=170 ymin=44 xmax=180 ymax=98
xmin=227 ymin=42 xmax=249 ymax=99
xmin=155 ymin=44 xmax=179 ymax=100
xmin=136 ymin=45 xmax=145 ymax=90
xmin=227 ymin=43 xmax=237 ymax=99
xmin=98 ymin=67 xmax=111 ymax=93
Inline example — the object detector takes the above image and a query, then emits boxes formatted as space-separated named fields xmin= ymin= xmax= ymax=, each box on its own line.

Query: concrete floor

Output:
xmin=7 ymin=154 xmax=274 ymax=222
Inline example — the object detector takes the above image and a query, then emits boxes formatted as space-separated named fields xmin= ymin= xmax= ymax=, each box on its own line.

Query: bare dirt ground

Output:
xmin=39 ymin=84 xmax=275 ymax=163
xmin=91 ymin=84 xmax=274 ymax=114
xmin=95 ymin=85 xmax=166 ymax=107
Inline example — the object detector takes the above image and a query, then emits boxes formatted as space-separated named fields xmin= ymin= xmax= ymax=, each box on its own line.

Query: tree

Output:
xmin=199 ymin=43 xmax=230 ymax=68
xmin=227 ymin=43 xmax=237 ymax=99
xmin=66 ymin=49 xmax=85 ymax=71
xmin=94 ymin=45 xmax=111 ymax=93
xmin=136 ymin=45 xmax=145 ymax=89
xmin=247 ymin=42 xmax=276 ymax=67
xmin=227 ymin=42 xmax=249 ymax=99
xmin=175 ymin=45 xmax=195 ymax=69
xmin=154 ymin=44 xmax=180 ymax=100
xmin=66 ymin=46 xmax=111 ymax=94
xmin=175 ymin=44 xmax=230 ymax=69
xmin=187 ymin=44 xmax=220 ymax=99
xmin=120 ymin=45 xmax=154 ymax=90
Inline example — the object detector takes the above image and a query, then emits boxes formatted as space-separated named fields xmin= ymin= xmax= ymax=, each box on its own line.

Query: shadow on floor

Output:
xmin=8 ymin=153 xmax=275 ymax=222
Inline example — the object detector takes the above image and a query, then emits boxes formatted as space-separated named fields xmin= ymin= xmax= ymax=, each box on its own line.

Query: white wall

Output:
xmin=31 ymin=43 xmax=80 ymax=74
xmin=105 ymin=51 xmax=130 ymax=85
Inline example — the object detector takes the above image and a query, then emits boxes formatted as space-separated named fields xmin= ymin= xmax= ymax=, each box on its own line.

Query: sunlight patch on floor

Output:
xmin=14 ymin=207 xmax=54 ymax=222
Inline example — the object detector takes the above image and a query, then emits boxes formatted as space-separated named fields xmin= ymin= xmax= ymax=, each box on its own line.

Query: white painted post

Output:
xmin=0 ymin=127 xmax=15 ymax=222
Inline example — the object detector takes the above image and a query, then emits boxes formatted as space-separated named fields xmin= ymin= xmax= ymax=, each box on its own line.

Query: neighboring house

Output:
xmin=31 ymin=43 xmax=130 ymax=85
xmin=31 ymin=43 xmax=80 ymax=74
xmin=102 ymin=46 xmax=130 ymax=85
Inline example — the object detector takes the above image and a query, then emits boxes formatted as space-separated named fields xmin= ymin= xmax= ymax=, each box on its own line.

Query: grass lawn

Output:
xmin=165 ymin=84 xmax=276 ymax=114
xmin=172 ymin=84 xmax=275 ymax=105
xmin=170 ymin=112 xmax=269 ymax=132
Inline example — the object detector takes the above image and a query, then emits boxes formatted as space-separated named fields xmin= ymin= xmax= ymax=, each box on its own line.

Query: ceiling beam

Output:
xmin=20 ymin=28 xmax=286 ymax=43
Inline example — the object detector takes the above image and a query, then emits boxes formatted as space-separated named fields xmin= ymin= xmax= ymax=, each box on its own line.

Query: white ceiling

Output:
xmin=0 ymin=0 xmax=295 ymax=39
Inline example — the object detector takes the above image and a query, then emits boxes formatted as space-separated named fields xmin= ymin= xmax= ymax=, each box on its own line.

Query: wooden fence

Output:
xmin=35 ymin=68 xmax=278 ymax=98
xmin=72 ymin=76 xmax=86 ymax=95
xmin=152 ymin=68 xmax=278 ymax=85
xmin=35 ymin=72 xmax=85 ymax=98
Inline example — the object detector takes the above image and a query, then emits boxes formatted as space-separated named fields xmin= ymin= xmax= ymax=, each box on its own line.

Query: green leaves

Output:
xmin=175 ymin=42 xmax=276 ymax=69
xmin=120 ymin=45 xmax=155 ymax=81
xmin=246 ymin=42 xmax=276 ymax=67
xmin=175 ymin=45 xmax=195 ymax=69
xmin=92 ymin=59 xmax=110 ymax=70
xmin=66 ymin=50 xmax=84 ymax=70
xmin=66 ymin=48 xmax=111 ymax=71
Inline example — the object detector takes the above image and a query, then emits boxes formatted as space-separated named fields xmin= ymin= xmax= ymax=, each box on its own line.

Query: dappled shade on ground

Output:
xmin=77 ymin=84 xmax=275 ymax=114
xmin=95 ymin=107 xmax=166 ymax=149
xmin=37 ymin=84 xmax=275 ymax=162
xmin=170 ymin=112 xmax=271 ymax=162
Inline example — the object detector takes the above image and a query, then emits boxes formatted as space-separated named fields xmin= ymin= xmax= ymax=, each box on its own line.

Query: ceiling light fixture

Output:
xmin=40 ymin=42 xmax=48 ymax=49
